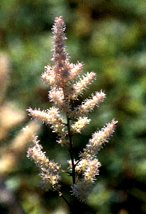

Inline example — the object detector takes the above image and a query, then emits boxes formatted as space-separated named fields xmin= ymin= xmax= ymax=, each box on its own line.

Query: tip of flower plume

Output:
xmin=55 ymin=16 xmax=63 ymax=21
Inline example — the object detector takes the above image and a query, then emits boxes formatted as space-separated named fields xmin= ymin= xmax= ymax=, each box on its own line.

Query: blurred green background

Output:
xmin=0 ymin=0 xmax=146 ymax=214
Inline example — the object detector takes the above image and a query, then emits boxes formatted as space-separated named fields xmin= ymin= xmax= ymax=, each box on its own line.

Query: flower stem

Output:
xmin=66 ymin=114 xmax=76 ymax=184
xmin=61 ymin=194 xmax=71 ymax=208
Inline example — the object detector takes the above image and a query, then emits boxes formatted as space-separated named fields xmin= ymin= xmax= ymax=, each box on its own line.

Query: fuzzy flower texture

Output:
xmin=27 ymin=16 xmax=118 ymax=203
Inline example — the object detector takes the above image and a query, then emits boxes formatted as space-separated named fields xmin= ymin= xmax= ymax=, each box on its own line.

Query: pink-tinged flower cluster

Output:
xmin=71 ymin=117 xmax=91 ymax=134
xmin=70 ymin=120 xmax=117 ymax=202
xmin=80 ymin=119 xmax=118 ymax=159
xmin=27 ymin=107 xmax=67 ymax=137
xmin=26 ymin=16 xmax=118 ymax=203
xmin=70 ymin=91 xmax=106 ymax=118
xmin=27 ymin=136 xmax=61 ymax=192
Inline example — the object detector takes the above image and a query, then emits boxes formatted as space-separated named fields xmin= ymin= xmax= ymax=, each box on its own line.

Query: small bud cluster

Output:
xmin=26 ymin=16 xmax=117 ymax=203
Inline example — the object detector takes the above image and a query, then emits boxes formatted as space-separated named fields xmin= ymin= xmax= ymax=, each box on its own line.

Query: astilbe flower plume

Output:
xmin=26 ymin=16 xmax=117 ymax=204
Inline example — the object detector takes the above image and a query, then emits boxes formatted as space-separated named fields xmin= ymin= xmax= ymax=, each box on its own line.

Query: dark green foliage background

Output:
xmin=1 ymin=0 xmax=146 ymax=213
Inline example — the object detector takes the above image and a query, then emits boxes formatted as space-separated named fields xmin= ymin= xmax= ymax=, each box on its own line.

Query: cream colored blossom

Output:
xmin=71 ymin=117 xmax=90 ymax=134
xmin=80 ymin=120 xmax=118 ymax=159
xmin=69 ymin=62 xmax=83 ymax=81
xmin=27 ymin=136 xmax=61 ymax=191
xmin=70 ymin=91 xmax=106 ymax=118
xmin=27 ymin=107 xmax=67 ymax=137
xmin=70 ymin=72 xmax=96 ymax=100
xmin=83 ymin=158 xmax=101 ymax=183
xmin=41 ymin=65 xmax=56 ymax=86
xmin=49 ymin=87 xmax=70 ymax=113
xmin=49 ymin=87 xmax=64 ymax=105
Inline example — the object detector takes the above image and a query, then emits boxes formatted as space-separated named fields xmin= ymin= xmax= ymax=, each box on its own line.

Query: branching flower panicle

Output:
xmin=26 ymin=16 xmax=118 ymax=205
